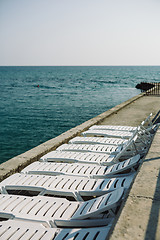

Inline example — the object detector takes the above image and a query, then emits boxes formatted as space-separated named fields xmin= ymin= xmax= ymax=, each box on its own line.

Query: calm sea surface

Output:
xmin=0 ymin=66 xmax=160 ymax=163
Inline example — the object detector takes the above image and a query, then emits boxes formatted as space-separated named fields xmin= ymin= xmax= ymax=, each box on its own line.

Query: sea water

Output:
xmin=0 ymin=66 xmax=160 ymax=163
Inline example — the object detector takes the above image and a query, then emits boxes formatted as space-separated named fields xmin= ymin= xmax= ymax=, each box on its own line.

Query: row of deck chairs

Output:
xmin=0 ymin=113 xmax=159 ymax=240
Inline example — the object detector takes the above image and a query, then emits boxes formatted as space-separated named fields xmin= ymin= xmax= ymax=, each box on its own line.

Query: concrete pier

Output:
xmin=109 ymin=128 xmax=160 ymax=240
xmin=0 ymin=91 xmax=160 ymax=239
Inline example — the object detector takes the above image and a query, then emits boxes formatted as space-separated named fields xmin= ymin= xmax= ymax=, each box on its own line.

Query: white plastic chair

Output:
xmin=22 ymin=155 xmax=140 ymax=178
xmin=82 ymin=129 xmax=134 ymax=139
xmin=40 ymin=137 xmax=140 ymax=165
xmin=69 ymin=130 xmax=152 ymax=146
xmin=0 ymin=173 xmax=134 ymax=201
xmin=0 ymin=188 xmax=124 ymax=228
xmin=82 ymin=125 xmax=153 ymax=140
xmin=69 ymin=136 xmax=128 ymax=146
xmin=40 ymin=150 xmax=131 ymax=166
xmin=0 ymin=219 xmax=112 ymax=240
xmin=89 ymin=113 xmax=153 ymax=132
xmin=57 ymin=134 xmax=148 ymax=156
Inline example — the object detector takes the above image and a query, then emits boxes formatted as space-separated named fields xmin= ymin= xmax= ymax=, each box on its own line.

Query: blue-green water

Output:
xmin=0 ymin=66 xmax=160 ymax=163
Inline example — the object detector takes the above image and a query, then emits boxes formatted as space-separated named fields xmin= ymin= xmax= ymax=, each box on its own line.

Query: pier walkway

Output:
xmin=100 ymin=95 xmax=160 ymax=240
xmin=0 ymin=92 xmax=160 ymax=239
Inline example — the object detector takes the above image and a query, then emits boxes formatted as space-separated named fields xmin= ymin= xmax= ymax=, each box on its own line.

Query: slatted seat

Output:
xmin=0 ymin=188 xmax=124 ymax=228
xmin=69 ymin=136 xmax=128 ymax=146
xmin=0 ymin=219 xmax=112 ymax=240
xmin=90 ymin=125 xmax=137 ymax=132
xmin=82 ymin=129 xmax=134 ymax=139
xmin=0 ymin=220 xmax=57 ymax=240
xmin=57 ymin=143 xmax=122 ymax=154
xmin=0 ymin=173 xmax=134 ymax=201
xmin=22 ymin=155 xmax=140 ymax=178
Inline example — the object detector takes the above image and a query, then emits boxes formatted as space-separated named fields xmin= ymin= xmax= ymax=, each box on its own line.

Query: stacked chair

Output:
xmin=0 ymin=112 xmax=159 ymax=240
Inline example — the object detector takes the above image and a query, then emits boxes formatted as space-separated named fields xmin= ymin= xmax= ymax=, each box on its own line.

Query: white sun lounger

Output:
xmin=70 ymin=122 xmax=153 ymax=147
xmin=40 ymin=151 xmax=118 ymax=165
xmin=90 ymin=125 xmax=137 ymax=132
xmin=81 ymin=125 xmax=154 ymax=140
xmin=22 ymin=155 xmax=140 ymax=178
xmin=89 ymin=113 xmax=153 ymax=132
xmin=0 ymin=188 xmax=124 ymax=228
xmin=69 ymin=137 xmax=150 ymax=154
xmin=56 ymin=137 xmax=147 ymax=156
xmin=40 ymin=150 xmax=131 ymax=166
xmin=0 ymin=219 xmax=112 ymax=240
xmin=57 ymin=134 xmax=149 ymax=157
xmin=40 ymin=137 xmax=140 ymax=165
xmin=69 ymin=136 xmax=128 ymax=146
xmin=82 ymin=129 xmax=134 ymax=139
xmin=0 ymin=173 xmax=133 ymax=201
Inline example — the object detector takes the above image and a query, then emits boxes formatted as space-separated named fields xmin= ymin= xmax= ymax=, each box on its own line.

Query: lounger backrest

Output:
xmin=72 ymin=187 xmax=124 ymax=220
xmin=113 ymin=138 xmax=136 ymax=161
xmin=0 ymin=220 xmax=111 ymax=240
xmin=103 ymin=154 xmax=140 ymax=177
xmin=140 ymin=113 xmax=153 ymax=127
xmin=55 ymin=226 xmax=111 ymax=240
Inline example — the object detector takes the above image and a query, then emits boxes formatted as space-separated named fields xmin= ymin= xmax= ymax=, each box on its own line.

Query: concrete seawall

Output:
xmin=0 ymin=90 xmax=160 ymax=239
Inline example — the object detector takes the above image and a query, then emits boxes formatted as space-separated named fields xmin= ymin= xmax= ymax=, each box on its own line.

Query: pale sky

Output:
xmin=0 ymin=0 xmax=160 ymax=66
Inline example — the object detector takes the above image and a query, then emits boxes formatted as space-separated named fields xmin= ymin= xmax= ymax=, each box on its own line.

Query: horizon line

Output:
xmin=0 ymin=65 xmax=160 ymax=67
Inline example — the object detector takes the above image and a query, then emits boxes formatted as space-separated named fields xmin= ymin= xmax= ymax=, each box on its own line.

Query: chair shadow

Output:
xmin=144 ymin=169 xmax=160 ymax=240
xmin=143 ymin=157 xmax=160 ymax=163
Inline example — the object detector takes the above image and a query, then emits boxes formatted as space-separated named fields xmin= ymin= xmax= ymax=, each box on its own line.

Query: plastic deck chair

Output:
xmin=0 ymin=173 xmax=134 ymax=201
xmin=22 ymin=154 xmax=140 ymax=178
xmin=40 ymin=150 xmax=133 ymax=166
xmin=69 ymin=125 xmax=153 ymax=144
xmin=69 ymin=121 xmax=153 ymax=147
xmin=82 ymin=124 xmax=154 ymax=139
xmin=0 ymin=188 xmax=124 ymax=228
xmin=56 ymin=136 xmax=148 ymax=156
xmin=40 ymin=137 xmax=141 ymax=165
xmin=82 ymin=129 xmax=134 ymax=139
xmin=69 ymin=136 xmax=128 ymax=146
xmin=0 ymin=219 xmax=112 ymax=240
xmin=89 ymin=113 xmax=153 ymax=132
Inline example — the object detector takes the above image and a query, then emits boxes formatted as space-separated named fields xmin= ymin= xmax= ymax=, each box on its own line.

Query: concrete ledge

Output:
xmin=109 ymin=129 xmax=160 ymax=240
xmin=0 ymin=92 xmax=144 ymax=182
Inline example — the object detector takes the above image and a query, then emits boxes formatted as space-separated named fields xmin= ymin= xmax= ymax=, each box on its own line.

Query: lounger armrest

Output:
xmin=1 ymin=185 xmax=46 ymax=195
xmin=0 ymin=212 xmax=14 ymax=220
xmin=53 ymin=218 xmax=113 ymax=228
